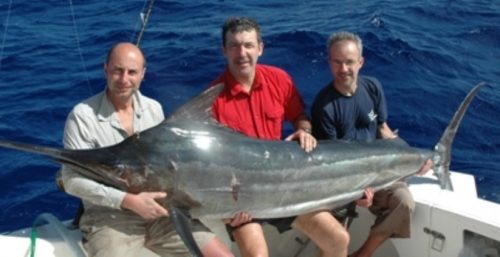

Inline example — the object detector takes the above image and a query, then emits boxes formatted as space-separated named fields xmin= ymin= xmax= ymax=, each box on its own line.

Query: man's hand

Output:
xmin=355 ymin=187 xmax=374 ymax=208
xmin=121 ymin=192 xmax=169 ymax=220
xmin=223 ymin=212 xmax=252 ymax=227
xmin=285 ymin=129 xmax=317 ymax=153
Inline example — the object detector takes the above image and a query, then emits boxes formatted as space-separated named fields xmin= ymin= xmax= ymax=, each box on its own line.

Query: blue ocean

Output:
xmin=0 ymin=0 xmax=498 ymax=232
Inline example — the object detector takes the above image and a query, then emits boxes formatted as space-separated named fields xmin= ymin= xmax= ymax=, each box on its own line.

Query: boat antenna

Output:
xmin=133 ymin=0 xmax=156 ymax=46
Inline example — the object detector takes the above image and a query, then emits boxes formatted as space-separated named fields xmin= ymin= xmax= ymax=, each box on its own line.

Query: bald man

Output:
xmin=61 ymin=43 xmax=233 ymax=257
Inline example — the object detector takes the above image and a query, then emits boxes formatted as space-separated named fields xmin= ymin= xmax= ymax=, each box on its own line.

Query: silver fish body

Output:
xmin=43 ymin=119 xmax=430 ymax=219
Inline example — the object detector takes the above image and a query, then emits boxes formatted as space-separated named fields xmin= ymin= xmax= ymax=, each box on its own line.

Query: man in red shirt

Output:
xmin=211 ymin=17 xmax=349 ymax=257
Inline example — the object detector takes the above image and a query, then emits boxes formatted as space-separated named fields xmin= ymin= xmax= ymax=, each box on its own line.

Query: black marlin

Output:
xmin=0 ymin=82 xmax=484 ymax=256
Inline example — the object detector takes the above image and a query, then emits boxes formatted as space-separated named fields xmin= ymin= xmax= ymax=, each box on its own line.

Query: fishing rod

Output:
xmin=134 ymin=0 xmax=156 ymax=46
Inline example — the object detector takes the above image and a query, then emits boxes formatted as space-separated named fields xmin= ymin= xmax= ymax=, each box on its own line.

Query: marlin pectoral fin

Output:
xmin=169 ymin=205 xmax=203 ymax=257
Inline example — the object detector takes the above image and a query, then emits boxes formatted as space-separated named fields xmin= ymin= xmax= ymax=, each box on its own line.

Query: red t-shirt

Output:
xmin=211 ymin=64 xmax=305 ymax=140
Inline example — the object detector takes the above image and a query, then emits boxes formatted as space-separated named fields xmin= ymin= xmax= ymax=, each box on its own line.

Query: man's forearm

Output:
xmin=294 ymin=114 xmax=312 ymax=133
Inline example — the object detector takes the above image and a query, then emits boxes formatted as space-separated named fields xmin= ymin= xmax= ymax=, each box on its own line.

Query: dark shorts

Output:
xmin=225 ymin=216 xmax=296 ymax=241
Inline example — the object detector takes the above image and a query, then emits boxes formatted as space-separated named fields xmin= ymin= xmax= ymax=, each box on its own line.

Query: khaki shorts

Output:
xmin=369 ymin=181 xmax=415 ymax=238
xmin=80 ymin=209 xmax=215 ymax=257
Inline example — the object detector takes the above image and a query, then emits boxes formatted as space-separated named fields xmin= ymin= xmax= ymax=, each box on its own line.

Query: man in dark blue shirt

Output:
xmin=312 ymin=31 xmax=431 ymax=257
xmin=312 ymin=75 xmax=388 ymax=141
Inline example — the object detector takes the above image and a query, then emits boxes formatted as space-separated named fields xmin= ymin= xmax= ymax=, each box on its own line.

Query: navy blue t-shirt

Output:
xmin=311 ymin=76 xmax=388 ymax=142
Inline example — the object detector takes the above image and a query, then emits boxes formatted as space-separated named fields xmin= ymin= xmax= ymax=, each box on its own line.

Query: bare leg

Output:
xmin=233 ymin=222 xmax=268 ymax=257
xmin=292 ymin=211 xmax=349 ymax=257
xmin=202 ymin=237 xmax=235 ymax=257
xmin=349 ymin=233 xmax=390 ymax=257
xmin=351 ymin=183 xmax=414 ymax=257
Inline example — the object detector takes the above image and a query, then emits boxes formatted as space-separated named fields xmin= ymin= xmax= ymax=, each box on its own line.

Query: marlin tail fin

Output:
xmin=433 ymin=82 xmax=485 ymax=190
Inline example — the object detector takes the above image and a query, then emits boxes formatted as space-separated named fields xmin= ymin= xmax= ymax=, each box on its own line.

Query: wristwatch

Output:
xmin=302 ymin=128 xmax=312 ymax=134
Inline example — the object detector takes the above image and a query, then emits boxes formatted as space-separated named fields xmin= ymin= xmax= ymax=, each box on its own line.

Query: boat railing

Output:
xmin=30 ymin=212 xmax=86 ymax=257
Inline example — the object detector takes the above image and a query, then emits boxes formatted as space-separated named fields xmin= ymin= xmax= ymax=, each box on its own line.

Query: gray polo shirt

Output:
xmin=61 ymin=90 xmax=164 ymax=210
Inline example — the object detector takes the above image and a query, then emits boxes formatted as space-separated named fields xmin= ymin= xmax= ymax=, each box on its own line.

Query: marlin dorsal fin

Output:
xmin=166 ymin=83 xmax=224 ymax=123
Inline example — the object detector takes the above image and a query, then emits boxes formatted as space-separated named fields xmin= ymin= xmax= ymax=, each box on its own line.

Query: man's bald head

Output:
xmin=106 ymin=42 xmax=146 ymax=68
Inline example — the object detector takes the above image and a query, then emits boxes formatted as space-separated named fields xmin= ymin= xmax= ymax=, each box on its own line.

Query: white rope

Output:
xmin=0 ymin=0 xmax=13 ymax=72
xmin=68 ymin=0 xmax=93 ymax=96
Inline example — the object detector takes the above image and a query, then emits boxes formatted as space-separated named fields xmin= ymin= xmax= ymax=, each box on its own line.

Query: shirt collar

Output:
xmin=96 ymin=90 xmax=144 ymax=122
xmin=224 ymin=65 xmax=263 ymax=96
